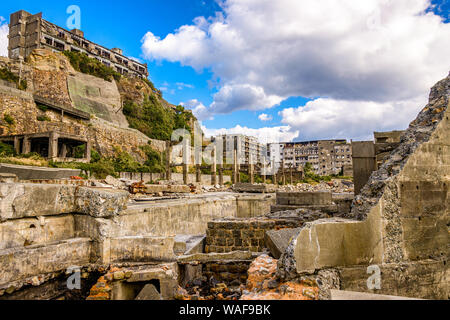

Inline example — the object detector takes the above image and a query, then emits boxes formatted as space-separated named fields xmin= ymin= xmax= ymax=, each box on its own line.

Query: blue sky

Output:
xmin=0 ymin=0 xmax=449 ymax=143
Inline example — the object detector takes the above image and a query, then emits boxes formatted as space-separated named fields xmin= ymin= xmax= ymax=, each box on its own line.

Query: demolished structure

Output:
xmin=0 ymin=15 xmax=448 ymax=299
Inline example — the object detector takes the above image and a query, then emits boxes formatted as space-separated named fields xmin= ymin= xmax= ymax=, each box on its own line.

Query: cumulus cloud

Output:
xmin=258 ymin=113 xmax=273 ymax=122
xmin=142 ymin=0 xmax=450 ymax=139
xmin=0 ymin=17 xmax=9 ymax=57
xmin=181 ymin=99 xmax=214 ymax=121
xmin=280 ymin=95 xmax=428 ymax=141
xmin=202 ymin=124 xmax=299 ymax=144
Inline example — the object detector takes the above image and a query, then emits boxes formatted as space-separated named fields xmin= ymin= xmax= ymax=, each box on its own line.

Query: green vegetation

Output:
xmin=63 ymin=51 xmax=121 ymax=82
xmin=142 ymin=78 xmax=163 ymax=97
xmin=37 ymin=115 xmax=51 ymax=122
xmin=3 ymin=113 xmax=15 ymax=126
xmin=123 ymin=95 xmax=193 ymax=141
xmin=0 ymin=142 xmax=15 ymax=157
xmin=0 ymin=68 xmax=27 ymax=91
xmin=49 ymin=144 xmax=165 ymax=179
xmin=36 ymin=103 xmax=49 ymax=112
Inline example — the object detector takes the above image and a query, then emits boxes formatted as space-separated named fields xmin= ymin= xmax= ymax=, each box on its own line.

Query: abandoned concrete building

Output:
xmin=212 ymin=134 xmax=266 ymax=166
xmin=280 ymin=140 xmax=353 ymax=176
xmin=8 ymin=10 xmax=149 ymax=78
xmin=0 ymin=131 xmax=91 ymax=162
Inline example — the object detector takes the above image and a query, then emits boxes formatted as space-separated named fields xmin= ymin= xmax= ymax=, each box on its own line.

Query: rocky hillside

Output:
xmin=0 ymin=49 xmax=198 ymax=162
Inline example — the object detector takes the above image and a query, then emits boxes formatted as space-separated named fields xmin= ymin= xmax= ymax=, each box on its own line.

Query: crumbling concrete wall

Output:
xmin=278 ymin=73 xmax=450 ymax=299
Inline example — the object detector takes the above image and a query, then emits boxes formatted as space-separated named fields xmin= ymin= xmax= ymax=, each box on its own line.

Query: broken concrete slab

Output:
xmin=0 ymin=163 xmax=81 ymax=180
xmin=130 ymin=184 xmax=191 ymax=194
xmin=74 ymin=187 xmax=129 ymax=218
xmin=265 ymin=228 xmax=302 ymax=259
xmin=0 ymin=184 xmax=129 ymax=222
xmin=276 ymin=191 xmax=333 ymax=206
xmin=271 ymin=204 xmax=338 ymax=214
xmin=177 ymin=251 xmax=253 ymax=264
xmin=0 ymin=173 xmax=18 ymax=183
xmin=233 ymin=183 xmax=278 ymax=193
xmin=109 ymin=236 xmax=176 ymax=263
xmin=135 ymin=284 xmax=162 ymax=300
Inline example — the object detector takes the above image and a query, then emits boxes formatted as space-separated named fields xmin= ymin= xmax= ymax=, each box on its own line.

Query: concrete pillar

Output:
xmin=85 ymin=140 xmax=92 ymax=162
xmin=196 ymin=164 xmax=201 ymax=183
xmin=218 ymin=164 xmax=224 ymax=186
xmin=13 ymin=136 xmax=20 ymax=154
xmin=262 ymin=158 xmax=266 ymax=184
xmin=290 ymin=166 xmax=293 ymax=185
xmin=249 ymin=155 xmax=254 ymax=184
xmin=211 ymin=146 xmax=217 ymax=186
xmin=281 ymin=160 xmax=286 ymax=185
xmin=274 ymin=173 xmax=277 ymax=185
xmin=60 ymin=143 xmax=68 ymax=158
xmin=233 ymin=150 xmax=238 ymax=184
xmin=165 ymin=141 xmax=172 ymax=181
xmin=48 ymin=132 xmax=59 ymax=160
xmin=22 ymin=136 xmax=31 ymax=154
xmin=183 ymin=163 xmax=188 ymax=185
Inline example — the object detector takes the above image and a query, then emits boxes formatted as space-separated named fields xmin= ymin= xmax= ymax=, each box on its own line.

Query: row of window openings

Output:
xmin=47 ymin=34 xmax=146 ymax=73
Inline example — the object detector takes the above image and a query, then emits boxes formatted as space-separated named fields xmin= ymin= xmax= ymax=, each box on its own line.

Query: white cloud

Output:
xmin=202 ymin=124 xmax=299 ymax=144
xmin=258 ymin=113 xmax=273 ymax=122
xmin=176 ymin=82 xmax=195 ymax=90
xmin=280 ymin=95 xmax=427 ymax=141
xmin=181 ymin=99 xmax=214 ymax=121
xmin=142 ymin=0 xmax=450 ymax=139
xmin=0 ymin=17 xmax=9 ymax=57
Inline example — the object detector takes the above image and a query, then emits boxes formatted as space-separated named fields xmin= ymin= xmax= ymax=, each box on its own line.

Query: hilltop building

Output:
xmin=8 ymin=10 xmax=149 ymax=78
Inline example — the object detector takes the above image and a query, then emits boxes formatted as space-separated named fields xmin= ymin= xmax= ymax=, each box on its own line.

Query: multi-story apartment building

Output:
xmin=272 ymin=139 xmax=352 ymax=176
xmin=8 ymin=10 xmax=149 ymax=78
xmin=212 ymin=134 xmax=266 ymax=165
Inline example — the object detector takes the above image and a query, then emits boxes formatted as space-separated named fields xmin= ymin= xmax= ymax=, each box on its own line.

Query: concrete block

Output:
xmin=265 ymin=228 xmax=302 ymax=259
xmin=177 ymin=251 xmax=253 ymax=264
xmin=276 ymin=191 xmax=332 ymax=206
xmin=0 ymin=164 xmax=81 ymax=180
xmin=135 ymin=284 xmax=162 ymax=300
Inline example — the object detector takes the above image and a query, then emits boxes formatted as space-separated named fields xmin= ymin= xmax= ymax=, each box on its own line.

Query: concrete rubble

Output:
xmin=0 ymin=73 xmax=448 ymax=301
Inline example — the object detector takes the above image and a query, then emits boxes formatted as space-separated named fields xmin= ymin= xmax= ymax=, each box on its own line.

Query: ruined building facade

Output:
xmin=8 ymin=10 xmax=149 ymax=78
xmin=274 ymin=140 xmax=352 ymax=176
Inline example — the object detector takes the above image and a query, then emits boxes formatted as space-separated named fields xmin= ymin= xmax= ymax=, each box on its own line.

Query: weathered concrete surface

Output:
xmin=265 ymin=228 xmax=302 ymax=259
xmin=135 ymin=184 xmax=191 ymax=194
xmin=120 ymin=193 xmax=273 ymax=237
xmin=109 ymin=236 xmax=176 ymax=263
xmin=337 ymin=260 xmax=448 ymax=300
xmin=330 ymin=290 xmax=421 ymax=300
xmin=0 ymin=238 xmax=91 ymax=288
xmin=276 ymin=192 xmax=332 ymax=206
xmin=135 ymin=284 xmax=162 ymax=300
xmin=177 ymin=251 xmax=253 ymax=264
xmin=73 ymin=187 xmax=129 ymax=218
xmin=0 ymin=215 xmax=75 ymax=250
xmin=236 ymin=193 xmax=276 ymax=218
xmin=0 ymin=184 xmax=129 ymax=222
xmin=0 ymin=164 xmax=81 ymax=180
xmin=278 ymin=73 xmax=450 ymax=300
xmin=0 ymin=173 xmax=18 ymax=183
xmin=233 ymin=183 xmax=278 ymax=193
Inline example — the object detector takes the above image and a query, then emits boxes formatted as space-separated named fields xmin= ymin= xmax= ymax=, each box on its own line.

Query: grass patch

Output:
xmin=3 ymin=113 xmax=15 ymax=125
xmin=63 ymin=51 xmax=121 ymax=82
xmin=123 ymin=95 xmax=193 ymax=141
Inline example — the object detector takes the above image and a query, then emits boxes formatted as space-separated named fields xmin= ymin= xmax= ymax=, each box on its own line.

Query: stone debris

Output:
xmin=265 ymin=228 xmax=302 ymax=259
xmin=240 ymin=254 xmax=319 ymax=300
